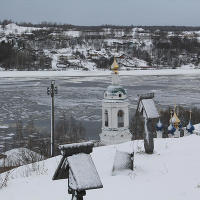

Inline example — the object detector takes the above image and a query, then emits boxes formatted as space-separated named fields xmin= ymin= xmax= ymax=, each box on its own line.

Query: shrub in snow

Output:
xmin=0 ymin=171 xmax=11 ymax=189
xmin=0 ymin=148 xmax=44 ymax=168
xmin=112 ymin=150 xmax=134 ymax=176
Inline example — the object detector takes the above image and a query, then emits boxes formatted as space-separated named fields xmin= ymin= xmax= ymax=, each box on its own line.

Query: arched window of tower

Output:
xmin=105 ymin=110 xmax=109 ymax=127
xmin=118 ymin=110 xmax=124 ymax=128
xmin=119 ymin=93 xmax=122 ymax=98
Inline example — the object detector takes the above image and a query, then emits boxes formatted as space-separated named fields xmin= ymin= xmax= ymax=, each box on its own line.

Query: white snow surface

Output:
xmin=60 ymin=141 xmax=94 ymax=150
xmin=0 ymin=23 xmax=41 ymax=35
xmin=1 ymin=135 xmax=200 ymax=199
xmin=64 ymin=30 xmax=80 ymax=37
xmin=1 ymin=68 xmax=200 ymax=78
xmin=194 ymin=123 xmax=200 ymax=135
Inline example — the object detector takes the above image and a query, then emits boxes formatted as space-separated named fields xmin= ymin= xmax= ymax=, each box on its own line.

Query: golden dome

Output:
xmin=172 ymin=112 xmax=180 ymax=124
xmin=111 ymin=58 xmax=119 ymax=74
xmin=170 ymin=106 xmax=181 ymax=129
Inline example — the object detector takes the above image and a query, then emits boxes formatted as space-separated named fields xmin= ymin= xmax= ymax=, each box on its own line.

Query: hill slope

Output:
xmin=1 ymin=135 xmax=200 ymax=200
xmin=1 ymin=23 xmax=200 ymax=71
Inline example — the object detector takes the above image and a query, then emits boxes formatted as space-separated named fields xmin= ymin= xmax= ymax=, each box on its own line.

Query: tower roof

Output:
xmin=104 ymin=58 xmax=127 ymax=100
xmin=107 ymin=85 xmax=127 ymax=95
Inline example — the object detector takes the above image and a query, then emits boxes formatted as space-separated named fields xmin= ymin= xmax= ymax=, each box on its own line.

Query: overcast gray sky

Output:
xmin=1 ymin=0 xmax=200 ymax=26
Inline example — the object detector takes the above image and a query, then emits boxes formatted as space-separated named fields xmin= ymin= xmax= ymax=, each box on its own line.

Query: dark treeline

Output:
xmin=2 ymin=112 xmax=86 ymax=157
xmin=0 ymin=41 xmax=51 ymax=70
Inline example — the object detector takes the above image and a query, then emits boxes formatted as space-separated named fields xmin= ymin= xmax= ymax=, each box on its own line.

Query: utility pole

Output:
xmin=47 ymin=80 xmax=58 ymax=157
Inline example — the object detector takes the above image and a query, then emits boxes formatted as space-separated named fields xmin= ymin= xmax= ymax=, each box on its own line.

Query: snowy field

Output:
xmin=1 ymin=135 xmax=200 ymax=200
xmin=1 ymin=69 xmax=200 ymax=139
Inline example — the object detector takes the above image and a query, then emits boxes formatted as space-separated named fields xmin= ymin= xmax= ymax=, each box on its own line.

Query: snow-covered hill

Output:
xmin=1 ymin=135 xmax=200 ymax=200
xmin=0 ymin=23 xmax=41 ymax=36
xmin=1 ymin=23 xmax=200 ymax=71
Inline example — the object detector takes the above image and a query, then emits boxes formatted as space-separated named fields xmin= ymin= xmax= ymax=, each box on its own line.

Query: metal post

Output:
xmin=51 ymin=86 xmax=54 ymax=157
xmin=47 ymin=80 xmax=58 ymax=157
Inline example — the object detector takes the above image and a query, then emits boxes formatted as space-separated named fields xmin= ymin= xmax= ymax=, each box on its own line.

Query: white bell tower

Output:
xmin=99 ymin=58 xmax=132 ymax=145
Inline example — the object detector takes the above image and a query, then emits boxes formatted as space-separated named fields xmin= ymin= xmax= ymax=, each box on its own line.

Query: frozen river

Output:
xmin=0 ymin=74 xmax=200 ymax=139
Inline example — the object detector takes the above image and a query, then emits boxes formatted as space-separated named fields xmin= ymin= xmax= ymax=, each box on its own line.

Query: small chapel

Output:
xmin=99 ymin=58 xmax=132 ymax=145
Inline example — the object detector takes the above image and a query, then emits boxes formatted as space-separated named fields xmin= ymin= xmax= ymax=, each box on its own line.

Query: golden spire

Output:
xmin=174 ymin=104 xmax=177 ymax=113
xmin=172 ymin=104 xmax=180 ymax=128
xmin=189 ymin=109 xmax=192 ymax=121
xmin=111 ymin=57 xmax=119 ymax=74
xmin=173 ymin=112 xmax=181 ymax=123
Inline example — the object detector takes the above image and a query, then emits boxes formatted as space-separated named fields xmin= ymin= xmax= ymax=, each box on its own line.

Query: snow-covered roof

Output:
xmin=68 ymin=153 xmax=103 ymax=191
xmin=59 ymin=141 xmax=94 ymax=156
xmin=140 ymin=99 xmax=159 ymax=119
xmin=53 ymin=141 xmax=95 ymax=181
xmin=59 ymin=141 xmax=94 ymax=150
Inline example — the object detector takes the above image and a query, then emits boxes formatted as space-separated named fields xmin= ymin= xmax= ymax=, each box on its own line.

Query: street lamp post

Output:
xmin=47 ymin=80 xmax=58 ymax=157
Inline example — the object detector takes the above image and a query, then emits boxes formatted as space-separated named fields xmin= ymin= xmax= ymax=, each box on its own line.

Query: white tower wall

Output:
xmin=102 ymin=101 xmax=129 ymax=129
